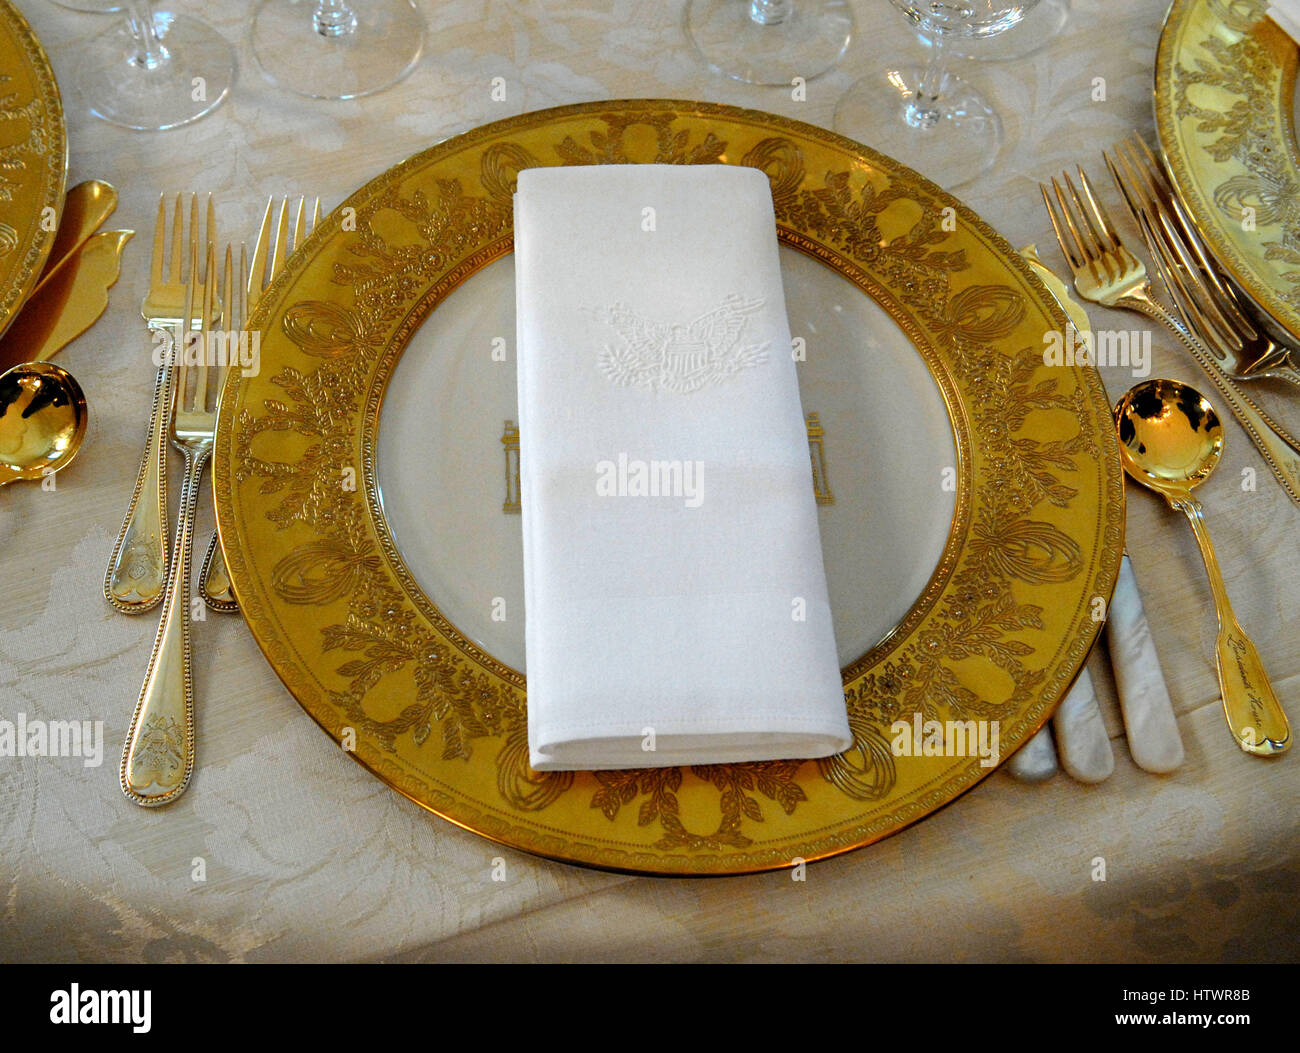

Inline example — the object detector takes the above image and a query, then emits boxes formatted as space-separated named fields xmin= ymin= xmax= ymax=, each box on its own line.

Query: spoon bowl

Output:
xmin=1115 ymin=378 xmax=1224 ymax=500
xmin=0 ymin=361 xmax=88 ymax=486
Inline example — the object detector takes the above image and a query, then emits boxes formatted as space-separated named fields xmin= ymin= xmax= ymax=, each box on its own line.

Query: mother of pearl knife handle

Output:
xmin=1007 ymin=724 xmax=1059 ymax=783
xmin=1105 ymin=553 xmax=1185 ymax=773
xmin=1052 ymin=664 xmax=1115 ymax=783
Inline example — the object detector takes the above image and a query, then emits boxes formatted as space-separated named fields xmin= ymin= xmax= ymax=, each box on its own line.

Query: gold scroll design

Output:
xmin=0 ymin=72 xmax=50 ymax=253
xmin=501 ymin=411 xmax=833 ymax=514
xmin=1172 ymin=0 xmax=1300 ymax=303
xmin=234 ymin=113 xmax=1087 ymax=850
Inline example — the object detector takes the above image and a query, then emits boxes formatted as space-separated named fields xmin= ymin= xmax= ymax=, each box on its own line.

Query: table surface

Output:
xmin=2 ymin=0 xmax=1297 ymax=963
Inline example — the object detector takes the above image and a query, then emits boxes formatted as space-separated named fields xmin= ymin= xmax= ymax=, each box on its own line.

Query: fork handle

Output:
xmin=198 ymin=529 xmax=239 ymax=612
xmin=104 ymin=347 xmax=172 ymax=612
xmin=120 ymin=444 xmax=208 ymax=806
xmin=1122 ymin=294 xmax=1300 ymax=505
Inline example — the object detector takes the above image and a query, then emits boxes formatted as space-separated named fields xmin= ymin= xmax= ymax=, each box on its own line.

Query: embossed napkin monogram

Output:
xmin=514 ymin=163 xmax=851 ymax=771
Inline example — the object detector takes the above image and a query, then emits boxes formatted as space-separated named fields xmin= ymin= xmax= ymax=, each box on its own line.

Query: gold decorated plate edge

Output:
xmin=1154 ymin=0 xmax=1300 ymax=342
xmin=0 ymin=0 xmax=67 ymax=337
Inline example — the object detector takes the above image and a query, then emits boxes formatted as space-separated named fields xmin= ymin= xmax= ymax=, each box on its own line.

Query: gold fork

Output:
xmin=198 ymin=195 xmax=322 ymax=613
xmin=120 ymin=240 xmax=245 ymax=806
xmin=104 ymin=194 xmax=216 ymax=613
xmin=1040 ymin=168 xmax=1300 ymax=506
xmin=1106 ymin=135 xmax=1300 ymax=390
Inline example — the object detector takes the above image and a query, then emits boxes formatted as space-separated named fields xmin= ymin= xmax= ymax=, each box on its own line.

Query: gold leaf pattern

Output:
xmin=1162 ymin=0 xmax=1300 ymax=316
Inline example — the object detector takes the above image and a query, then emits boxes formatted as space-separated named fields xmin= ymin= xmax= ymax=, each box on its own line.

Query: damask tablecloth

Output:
xmin=2 ymin=0 xmax=1297 ymax=963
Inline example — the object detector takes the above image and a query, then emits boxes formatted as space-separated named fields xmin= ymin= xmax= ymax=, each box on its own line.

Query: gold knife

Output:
xmin=34 ymin=180 xmax=119 ymax=292
xmin=0 ymin=230 xmax=133 ymax=369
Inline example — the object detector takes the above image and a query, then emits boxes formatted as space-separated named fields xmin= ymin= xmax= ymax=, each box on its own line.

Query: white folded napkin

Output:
xmin=514 ymin=163 xmax=851 ymax=771
xmin=1268 ymin=2 xmax=1300 ymax=41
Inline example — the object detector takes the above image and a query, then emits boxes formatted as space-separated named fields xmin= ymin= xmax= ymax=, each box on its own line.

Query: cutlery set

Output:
xmin=1039 ymin=134 xmax=1294 ymax=762
xmin=119 ymin=240 xmax=242 ymax=805
xmin=2 ymin=183 xmax=325 ymax=803
xmin=93 ymin=195 xmax=321 ymax=805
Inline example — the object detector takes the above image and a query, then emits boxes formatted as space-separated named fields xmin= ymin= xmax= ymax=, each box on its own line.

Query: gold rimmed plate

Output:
xmin=0 ymin=0 xmax=66 ymax=338
xmin=214 ymin=100 xmax=1124 ymax=875
xmin=1156 ymin=0 xmax=1300 ymax=344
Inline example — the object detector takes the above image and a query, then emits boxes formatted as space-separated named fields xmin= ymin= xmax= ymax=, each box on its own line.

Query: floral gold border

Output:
xmin=1156 ymin=0 xmax=1300 ymax=341
xmin=0 ymin=0 xmax=67 ymax=337
xmin=214 ymin=100 xmax=1124 ymax=875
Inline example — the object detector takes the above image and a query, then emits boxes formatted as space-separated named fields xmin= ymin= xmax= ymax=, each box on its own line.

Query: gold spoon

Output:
xmin=0 ymin=362 xmax=88 ymax=487
xmin=1115 ymin=378 xmax=1289 ymax=756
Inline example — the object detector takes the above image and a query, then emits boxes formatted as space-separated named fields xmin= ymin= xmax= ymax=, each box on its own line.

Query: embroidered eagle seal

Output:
xmin=587 ymin=294 xmax=770 ymax=394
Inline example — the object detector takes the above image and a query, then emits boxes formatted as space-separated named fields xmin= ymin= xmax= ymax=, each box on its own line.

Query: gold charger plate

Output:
xmin=0 ymin=0 xmax=66 ymax=337
xmin=1156 ymin=0 xmax=1300 ymax=342
xmin=214 ymin=100 xmax=1124 ymax=876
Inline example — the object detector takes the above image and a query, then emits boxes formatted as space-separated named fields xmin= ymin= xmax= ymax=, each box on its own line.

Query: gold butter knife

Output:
xmin=0 ymin=230 xmax=133 ymax=369
xmin=36 ymin=180 xmax=119 ymax=289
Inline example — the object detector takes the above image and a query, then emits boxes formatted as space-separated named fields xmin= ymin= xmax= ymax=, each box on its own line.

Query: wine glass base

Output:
xmin=684 ymin=0 xmax=854 ymax=85
xmin=252 ymin=0 xmax=425 ymax=100
xmin=834 ymin=68 xmax=1002 ymax=191
xmin=77 ymin=12 xmax=235 ymax=131
xmin=945 ymin=0 xmax=1070 ymax=61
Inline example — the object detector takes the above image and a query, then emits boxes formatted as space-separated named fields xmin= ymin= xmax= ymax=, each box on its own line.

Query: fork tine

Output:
xmin=1133 ymin=137 xmax=1172 ymax=195
xmin=205 ymin=193 xmax=217 ymax=261
xmin=1061 ymin=171 xmax=1108 ymax=262
xmin=193 ymin=243 xmax=217 ymax=413
xmin=1040 ymin=183 xmax=1085 ymax=271
xmin=1107 ymin=146 xmax=1233 ymax=355
xmin=219 ymin=243 xmax=232 ymax=334
xmin=248 ymin=197 xmax=274 ymax=300
xmin=150 ymin=194 xmax=165 ymax=289
xmin=168 ymin=193 xmax=184 ymax=283
xmin=187 ymin=193 xmax=199 ymax=278
xmin=292 ymin=196 xmax=306 ymax=252
xmin=311 ymin=197 xmax=322 ymax=228
xmin=214 ymin=243 xmax=233 ymax=410
xmin=175 ymin=236 xmax=198 ymax=424
xmin=1119 ymin=140 xmax=1236 ymax=343
xmin=1049 ymin=177 xmax=1094 ymax=267
xmin=1129 ymin=135 xmax=1255 ymax=336
xmin=1075 ymin=166 xmax=1123 ymax=252
xmin=270 ymin=198 xmax=290 ymax=282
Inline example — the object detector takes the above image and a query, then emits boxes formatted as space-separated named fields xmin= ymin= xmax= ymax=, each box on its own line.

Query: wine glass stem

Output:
xmin=750 ymin=0 xmax=794 ymax=26
xmin=908 ymin=30 xmax=951 ymax=129
xmin=124 ymin=0 xmax=167 ymax=71
xmin=314 ymin=1 xmax=359 ymax=38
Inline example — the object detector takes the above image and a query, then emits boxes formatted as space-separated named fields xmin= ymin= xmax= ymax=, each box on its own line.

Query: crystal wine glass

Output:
xmin=834 ymin=1 xmax=1043 ymax=189
xmin=684 ymin=0 xmax=855 ymax=85
xmin=73 ymin=2 xmax=235 ymax=130
xmin=251 ymin=0 xmax=425 ymax=100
